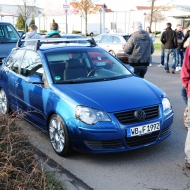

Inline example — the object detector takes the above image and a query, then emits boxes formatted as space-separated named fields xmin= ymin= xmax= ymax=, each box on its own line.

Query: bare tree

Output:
xmin=72 ymin=0 xmax=98 ymax=37
xmin=145 ymin=11 xmax=166 ymax=33
xmin=148 ymin=0 xmax=173 ymax=29
xmin=16 ymin=0 xmax=39 ymax=31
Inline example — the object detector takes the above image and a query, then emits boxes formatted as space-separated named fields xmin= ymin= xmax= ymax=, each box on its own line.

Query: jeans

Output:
xmin=185 ymin=98 xmax=190 ymax=164
xmin=133 ymin=66 xmax=147 ymax=78
xmin=161 ymin=49 xmax=164 ymax=65
xmin=161 ymin=49 xmax=169 ymax=65
xmin=176 ymin=49 xmax=184 ymax=67
xmin=164 ymin=49 xmax=176 ymax=71
xmin=181 ymin=86 xmax=188 ymax=105
xmin=150 ymin=56 xmax=152 ymax=64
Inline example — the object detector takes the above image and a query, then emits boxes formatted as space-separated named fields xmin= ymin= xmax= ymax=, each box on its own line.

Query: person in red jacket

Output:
xmin=180 ymin=45 xmax=190 ymax=168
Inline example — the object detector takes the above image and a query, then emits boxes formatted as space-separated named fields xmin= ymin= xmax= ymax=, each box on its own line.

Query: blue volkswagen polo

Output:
xmin=0 ymin=39 xmax=173 ymax=156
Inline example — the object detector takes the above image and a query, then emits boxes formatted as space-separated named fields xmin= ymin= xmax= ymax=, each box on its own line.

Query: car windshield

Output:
xmin=45 ymin=48 xmax=132 ymax=84
xmin=0 ymin=24 xmax=20 ymax=42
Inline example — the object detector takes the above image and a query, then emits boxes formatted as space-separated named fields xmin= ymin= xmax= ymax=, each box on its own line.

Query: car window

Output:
xmin=94 ymin=35 xmax=102 ymax=43
xmin=0 ymin=24 xmax=20 ymax=42
xmin=45 ymin=49 xmax=132 ymax=84
xmin=21 ymin=50 xmax=43 ymax=77
xmin=113 ymin=36 xmax=121 ymax=43
xmin=100 ymin=35 xmax=112 ymax=43
xmin=122 ymin=35 xmax=130 ymax=41
xmin=8 ymin=50 xmax=26 ymax=74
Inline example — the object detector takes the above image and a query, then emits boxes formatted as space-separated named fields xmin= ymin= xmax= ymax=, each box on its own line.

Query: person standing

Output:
xmin=180 ymin=45 xmax=190 ymax=168
xmin=124 ymin=21 xmax=154 ymax=78
xmin=146 ymin=26 xmax=155 ymax=66
xmin=24 ymin=24 xmax=41 ymax=46
xmin=45 ymin=22 xmax=61 ymax=38
xmin=175 ymin=24 xmax=184 ymax=71
xmin=160 ymin=22 xmax=177 ymax=74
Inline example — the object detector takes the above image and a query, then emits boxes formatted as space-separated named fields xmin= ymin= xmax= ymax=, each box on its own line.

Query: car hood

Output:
xmin=55 ymin=77 xmax=164 ymax=113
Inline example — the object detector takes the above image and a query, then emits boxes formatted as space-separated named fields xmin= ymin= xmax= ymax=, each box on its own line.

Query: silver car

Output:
xmin=94 ymin=33 xmax=130 ymax=63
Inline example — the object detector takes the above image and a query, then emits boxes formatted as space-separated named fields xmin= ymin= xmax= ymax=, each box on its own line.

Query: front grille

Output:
xmin=125 ymin=131 xmax=159 ymax=147
xmin=85 ymin=139 xmax=122 ymax=149
xmin=159 ymin=126 xmax=171 ymax=139
xmin=114 ymin=106 xmax=159 ymax=124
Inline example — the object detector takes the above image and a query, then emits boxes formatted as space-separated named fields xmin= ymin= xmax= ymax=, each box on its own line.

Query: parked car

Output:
xmin=0 ymin=22 xmax=21 ymax=64
xmin=94 ymin=33 xmax=130 ymax=63
xmin=0 ymin=38 xmax=173 ymax=157
xmin=17 ymin=29 xmax=25 ymax=38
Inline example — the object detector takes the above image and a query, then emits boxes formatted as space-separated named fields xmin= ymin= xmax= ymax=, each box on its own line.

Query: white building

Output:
xmin=1 ymin=2 xmax=190 ymax=34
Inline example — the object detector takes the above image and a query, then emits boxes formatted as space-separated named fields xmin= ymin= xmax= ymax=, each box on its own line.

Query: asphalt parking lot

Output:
xmin=17 ymin=50 xmax=190 ymax=190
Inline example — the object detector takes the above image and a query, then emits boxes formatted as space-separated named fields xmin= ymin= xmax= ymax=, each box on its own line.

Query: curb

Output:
xmin=35 ymin=148 xmax=93 ymax=190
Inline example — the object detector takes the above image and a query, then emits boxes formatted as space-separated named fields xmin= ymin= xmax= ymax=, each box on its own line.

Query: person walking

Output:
xmin=180 ymin=45 xmax=190 ymax=168
xmin=160 ymin=22 xmax=177 ymax=74
xmin=124 ymin=21 xmax=154 ymax=78
xmin=146 ymin=26 xmax=155 ymax=66
xmin=45 ymin=22 xmax=61 ymax=38
xmin=175 ymin=24 xmax=184 ymax=72
xmin=24 ymin=24 xmax=41 ymax=46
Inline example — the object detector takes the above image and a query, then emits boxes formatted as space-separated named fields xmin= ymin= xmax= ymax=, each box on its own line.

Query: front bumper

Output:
xmin=69 ymin=110 xmax=174 ymax=153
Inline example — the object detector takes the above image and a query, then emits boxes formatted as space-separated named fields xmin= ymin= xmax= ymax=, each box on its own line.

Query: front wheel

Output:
xmin=49 ymin=114 xmax=72 ymax=156
xmin=0 ymin=89 xmax=10 ymax=114
xmin=109 ymin=50 xmax=116 ymax=57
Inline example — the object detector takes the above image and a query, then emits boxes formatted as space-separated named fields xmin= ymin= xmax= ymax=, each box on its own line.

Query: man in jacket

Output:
xmin=160 ymin=22 xmax=177 ymax=73
xmin=180 ymin=45 xmax=190 ymax=168
xmin=124 ymin=21 xmax=154 ymax=78
xmin=24 ymin=24 xmax=41 ymax=46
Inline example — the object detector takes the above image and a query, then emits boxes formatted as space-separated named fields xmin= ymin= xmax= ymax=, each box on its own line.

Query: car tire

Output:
xmin=49 ymin=114 xmax=72 ymax=156
xmin=90 ymin=32 xmax=94 ymax=37
xmin=109 ymin=50 xmax=116 ymax=56
xmin=0 ymin=88 xmax=10 ymax=114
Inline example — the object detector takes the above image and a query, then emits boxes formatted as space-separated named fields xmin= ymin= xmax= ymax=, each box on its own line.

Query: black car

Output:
xmin=0 ymin=22 xmax=21 ymax=64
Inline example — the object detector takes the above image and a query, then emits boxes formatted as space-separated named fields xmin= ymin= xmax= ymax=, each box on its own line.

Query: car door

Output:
xmin=2 ymin=49 xmax=26 ymax=111
xmin=16 ymin=50 xmax=46 ymax=128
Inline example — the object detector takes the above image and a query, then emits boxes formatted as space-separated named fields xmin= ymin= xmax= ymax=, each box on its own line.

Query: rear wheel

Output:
xmin=49 ymin=114 xmax=72 ymax=156
xmin=0 ymin=89 xmax=10 ymax=114
xmin=109 ymin=50 xmax=116 ymax=56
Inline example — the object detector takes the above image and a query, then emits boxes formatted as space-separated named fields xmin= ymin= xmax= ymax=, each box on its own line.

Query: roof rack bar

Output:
xmin=34 ymin=40 xmax=43 ymax=51
xmin=16 ymin=39 xmax=22 ymax=49
xmin=17 ymin=38 xmax=97 ymax=50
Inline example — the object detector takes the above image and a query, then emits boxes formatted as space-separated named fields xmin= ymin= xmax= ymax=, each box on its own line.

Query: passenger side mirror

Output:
xmin=26 ymin=74 xmax=44 ymax=84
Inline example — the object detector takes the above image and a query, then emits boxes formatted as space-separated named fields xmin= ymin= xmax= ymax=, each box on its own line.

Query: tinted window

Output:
xmin=122 ymin=35 xmax=130 ymax=41
xmin=45 ymin=48 xmax=132 ymax=84
xmin=0 ymin=24 xmax=20 ymax=42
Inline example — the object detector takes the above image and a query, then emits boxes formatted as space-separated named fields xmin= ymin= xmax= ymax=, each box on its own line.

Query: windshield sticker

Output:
xmin=96 ymin=62 xmax=106 ymax=66
xmin=55 ymin=76 xmax=61 ymax=80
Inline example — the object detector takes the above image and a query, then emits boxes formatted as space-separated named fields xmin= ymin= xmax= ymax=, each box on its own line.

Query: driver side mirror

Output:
xmin=125 ymin=65 xmax=134 ymax=73
xmin=26 ymin=74 xmax=44 ymax=84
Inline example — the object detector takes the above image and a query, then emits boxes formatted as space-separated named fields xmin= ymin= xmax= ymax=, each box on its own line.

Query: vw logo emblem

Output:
xmin=134 ymin=109 xmax=146 ymax=121
xmin=97 ymin=56 xmax=102 ymax=60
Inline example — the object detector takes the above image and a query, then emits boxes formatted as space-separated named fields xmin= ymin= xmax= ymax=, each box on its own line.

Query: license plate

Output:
xmin=127 ymin=122 xmax=160 ymax=137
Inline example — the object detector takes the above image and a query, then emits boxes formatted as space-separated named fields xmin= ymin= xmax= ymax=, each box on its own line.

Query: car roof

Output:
xmin=0 ymin=21 xmax=14 ymax=25
xmin=99 ymin=33 xmax=130 ymax=36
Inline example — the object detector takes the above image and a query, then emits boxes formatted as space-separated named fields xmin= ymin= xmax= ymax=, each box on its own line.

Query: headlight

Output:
xmin=75 ymin=106 xmax=111 ymax=125
xmin=162 ymin=98 xmax=171 ymax=111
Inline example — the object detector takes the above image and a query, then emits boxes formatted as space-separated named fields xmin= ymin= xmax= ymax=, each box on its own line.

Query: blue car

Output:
xmin=0 ymin=39 xmax=173 ymax=156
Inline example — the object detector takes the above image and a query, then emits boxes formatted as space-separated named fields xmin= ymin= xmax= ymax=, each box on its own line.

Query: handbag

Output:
xmin=184 ymin=37 xmax=190 ymax=48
